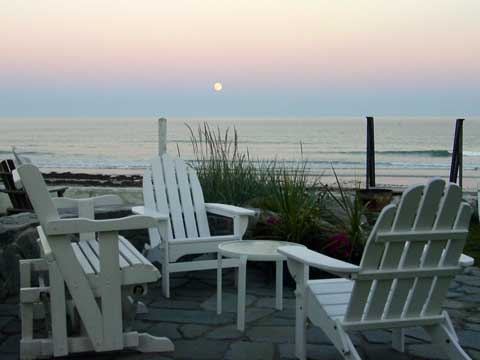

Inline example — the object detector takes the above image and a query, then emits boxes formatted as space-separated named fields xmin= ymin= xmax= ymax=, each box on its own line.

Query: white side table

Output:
xmin=217 ymin=240 xmax=305 ymax=331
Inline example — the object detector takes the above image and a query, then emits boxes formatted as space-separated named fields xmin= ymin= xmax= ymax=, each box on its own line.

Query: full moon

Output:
xmin=213 ymin=82 xmax=223 ymax=92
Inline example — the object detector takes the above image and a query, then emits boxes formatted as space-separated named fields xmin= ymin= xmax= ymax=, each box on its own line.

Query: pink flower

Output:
xmin=266 ymin=216 xmax=280 ymax=225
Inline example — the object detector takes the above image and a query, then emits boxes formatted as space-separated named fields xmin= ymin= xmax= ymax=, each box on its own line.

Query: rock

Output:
xmin=245 ymin=308 xmax=275 ymax=323
xmin=180 ymin=324 xmax=211 ymax=339
xmin=361 ymin=330 xmax=392 ymax=344
xmin=247 ymin=326 xmax=294 ymax=343
xmin=201 ymin=293 xmax=256 ymax=313
xmin=456 ymin=275 xmax=480 ymax=287
xmin=408 ymin=343 xmax=449 ymax=359
xmin=148 ymin=323 xmax=182 ymax=340
xmin=459 ymin=330 xmax=480 ymax=350
xmin=459 ymin=286 xmax=480 ymax=295
xmin=206 ymin=325 xmax=243 ymax=340
xmin=138 ymin=308 xmax=235 ymax=325
xmin=278 ymin=343 xmax=342 ymax=360
xmin=225 ymin=341 xmax=274 ymax=360
xmin=255 ymin=297 xmax=295 ymax=309
xmin=172 ymin=339 xmax=228 ymax=359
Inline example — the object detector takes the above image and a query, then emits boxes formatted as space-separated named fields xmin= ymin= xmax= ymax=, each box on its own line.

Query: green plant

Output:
xmin=261 ymin=162 xmax=322 ymax=245
xmin=322 ymin=166 xmax=369 ymax=261
xmin=186 ymin=123 xmax=277 ymax=206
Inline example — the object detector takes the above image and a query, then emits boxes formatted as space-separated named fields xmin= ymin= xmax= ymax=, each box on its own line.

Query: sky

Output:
xmin=1 ymin=0 xmax=479 ymax=117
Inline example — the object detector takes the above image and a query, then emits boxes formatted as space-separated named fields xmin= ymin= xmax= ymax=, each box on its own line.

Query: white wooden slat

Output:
xmin=424 ymin=203 xmax=473 ymax=316
xmin=174 ymin=159 xmax=199 ymax=238
xmin=99 ymin=231 xmax=123 ymax=350
xmin=405 ymin=183 xmax=463 ymax=317
xmin=78 ymin=241 xmax=100 ymax=274
xmin=323 ymin=304 xmax=348 ymax=317
xmin=143 ymin=169 xmax=162 ymax=248
xmin=316 ymin=293 xmax=351 ymax=306
xmin=119 ymin=237 xmax=146 ymax=265
xmin=376 ymin=230 xmax=467 ymax=242
xmin=120 ymin=236 xmax=152 ymax=265
xmin=309 ymin=279 xmax=353 ymax=294
xmin=78 ymin=199 xmax=95 ymax=241
xmin=87 ymin=239 xmax=130 ymax=269
xmin=48 ymin=235 xmax=104 ymax=349
xmin=345 ymin=205 xmax=396 ymax=321
xmin=386 ymin=179 xmax=445 ymax=319
xmin=49 ymin=260 xmax=68 ymax=356
xmin=366 ymin=185 xmax=424 ymax=321
xmin=151 ymin=157 xmax=173 ymax=239
xmin=72 ymin=244 xmax=95 ymax=275
xmin=188 ymin=167 xmax=210 ymax=237
xmin=161 ymin=154 xmax=186 ymax=239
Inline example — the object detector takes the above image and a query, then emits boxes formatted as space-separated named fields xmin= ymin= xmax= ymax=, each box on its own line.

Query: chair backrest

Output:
xmin=345 ymin=178 xmax=472 ymax=323
xmin=16 ymin=164 xmax=60 ymax=227
xmin=0 ymin=159 xmax=33 ymax=211
xmin=143 ymin=154 xmax=210 ymax=246
xmin=12 ymin=146 xmax=33 ymax=165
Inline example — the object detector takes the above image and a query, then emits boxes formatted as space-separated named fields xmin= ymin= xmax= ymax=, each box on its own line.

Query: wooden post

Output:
xmin=449 ymin=118 xmax=464 ymax=187
xmin=366 ymin=116 xmax=376 ymax=189
xmin=158 ymin=118 xmax=167 ymax=155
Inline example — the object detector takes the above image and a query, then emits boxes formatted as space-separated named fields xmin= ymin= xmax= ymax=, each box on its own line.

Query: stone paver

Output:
xmin=225 ymin=341 xmax=275 ymax=360
xmin=1 ymin=266 xmax=480 ymax=359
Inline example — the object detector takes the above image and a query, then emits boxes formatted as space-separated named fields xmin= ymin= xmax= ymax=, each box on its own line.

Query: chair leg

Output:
xmin=392 ymin=328 xmax=405 ymax=352
xmin=294 ymin=293 xmax=307 ymax=360
xmin=162 ymin=260 xmax=170 ymax=298
xmin=424 ymin=323 xmax=471 ymax=360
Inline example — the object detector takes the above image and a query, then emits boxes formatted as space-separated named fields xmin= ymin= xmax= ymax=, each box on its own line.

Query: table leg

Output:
xmin=275 ymin=260 xmax=283 ymax=310
xmin=217 ymin=252 xmax=222 ymax=315
xmin=237 ymin=255 xmax=247 ymax=331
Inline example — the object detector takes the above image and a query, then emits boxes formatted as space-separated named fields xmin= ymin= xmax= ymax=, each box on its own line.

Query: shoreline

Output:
xmin=41 ymin=169 xmax=478 ymax=195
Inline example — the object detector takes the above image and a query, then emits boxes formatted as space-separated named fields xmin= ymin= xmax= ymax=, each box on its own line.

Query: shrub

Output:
xmin=186 ymin=123 xmax=276 ymax=206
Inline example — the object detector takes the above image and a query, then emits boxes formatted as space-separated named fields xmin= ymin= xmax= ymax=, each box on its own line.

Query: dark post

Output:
xmin=366 ymin=116 xmax=376 ymax=189
xmin=449 ymin=118 xmax=464 ymax=187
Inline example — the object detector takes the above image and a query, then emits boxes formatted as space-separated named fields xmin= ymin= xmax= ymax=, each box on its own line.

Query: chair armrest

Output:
xmin=53 ymin=195 xmax=124 ymax=209
xmin=131 ymin=206 xmax=169 ymax=220
xmin=460 ymin=253 xmax=474 ymax=267
xmin=278 ymin=246 xmax=360 ymax=276
xmin=205 ymin=203 xmax=255 ymax=217
xmin=44 ymin=215 xmax=164 ymax=235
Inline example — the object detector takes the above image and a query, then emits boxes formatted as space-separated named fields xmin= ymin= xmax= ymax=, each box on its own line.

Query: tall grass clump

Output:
xmin=260 ymin=162 xmax=322 ymax=245
xmin=186 ymin=123 xmax=276 ymax=206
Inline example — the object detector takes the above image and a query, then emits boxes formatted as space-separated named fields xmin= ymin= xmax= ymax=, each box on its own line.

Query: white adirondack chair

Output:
xmin=133 ymin=153 xmax=255 ymax=298
xmin=16 ymin=164 xmax=174 ymax=359
xmin=279 ymin=178 xmax=474 ymax=360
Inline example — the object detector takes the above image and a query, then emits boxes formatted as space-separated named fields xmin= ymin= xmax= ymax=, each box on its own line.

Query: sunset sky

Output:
xmin=1 ymin=0 xmax=479 ymax=116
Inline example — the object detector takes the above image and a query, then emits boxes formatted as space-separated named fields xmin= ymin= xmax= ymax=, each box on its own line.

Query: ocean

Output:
xmin=1 ymin=117 xmax=479 ymax=189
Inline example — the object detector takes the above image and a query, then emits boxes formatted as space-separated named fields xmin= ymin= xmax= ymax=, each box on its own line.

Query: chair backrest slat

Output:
xmin=174 ymin=159 xmax=199 ymax=238
xmin=345 ymin=205 xmax=396 ymax=321
xmin=161 ymin=155 xmax=186 ymax=239
xmin=344 ymin=178 xmax=472 ymax=324
xmin=144 ymin=154 xmax=210 ymax=241
xmin=364 ymin=185 xmax=424 ymax=320
xmin=404 ymin=183 xmax=463 ymax=317
xmin=143 ymin=169 xmax=163 ymax=248
xmin=188 ymin=166 xmax=210 ymax=237
xmin=423 ymin=203 xmax=472 ymax=315
xmin=384 ymin=179 xmax=445 ymax=319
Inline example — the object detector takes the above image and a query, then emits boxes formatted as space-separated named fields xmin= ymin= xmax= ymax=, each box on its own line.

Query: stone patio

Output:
xmin=1 ymin=264 xmax=480 ymax=359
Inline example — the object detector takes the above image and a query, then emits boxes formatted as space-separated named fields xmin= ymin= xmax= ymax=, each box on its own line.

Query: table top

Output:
xmin=218 ymin=240 xmax=305 ymax=261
